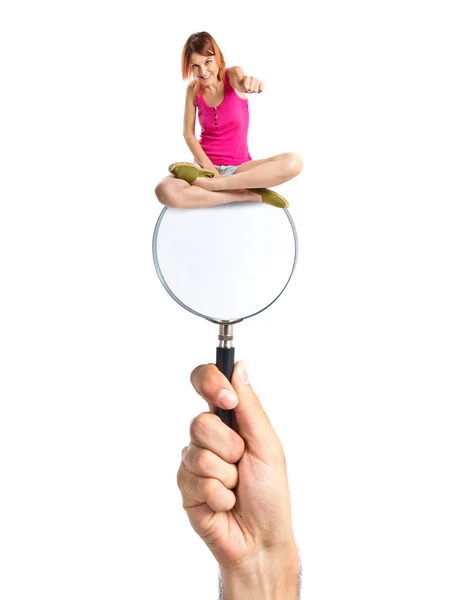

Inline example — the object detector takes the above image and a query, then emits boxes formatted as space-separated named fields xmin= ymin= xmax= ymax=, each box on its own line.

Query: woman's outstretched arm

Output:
xmin=229 ymin=66 xmax=263 ymax=94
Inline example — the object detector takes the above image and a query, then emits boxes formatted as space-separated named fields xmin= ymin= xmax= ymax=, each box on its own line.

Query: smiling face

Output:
xmin=189 ymin=52 xmax=220 ymax=86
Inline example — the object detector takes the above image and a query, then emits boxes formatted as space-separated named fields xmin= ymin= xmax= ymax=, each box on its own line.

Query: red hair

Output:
xmin=181 ymin=31 xmax=226 ymax=97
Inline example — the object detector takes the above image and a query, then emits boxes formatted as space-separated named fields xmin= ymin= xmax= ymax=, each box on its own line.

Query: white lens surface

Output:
xmin=153 ymin=202 xmax=297 ymax=323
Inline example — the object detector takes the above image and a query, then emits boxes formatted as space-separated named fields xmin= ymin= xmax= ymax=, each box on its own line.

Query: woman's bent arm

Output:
xmin=183 ymin=132 xmax=216 ymax=172
xmin=182 ymin=82 xmax=216 ymax=171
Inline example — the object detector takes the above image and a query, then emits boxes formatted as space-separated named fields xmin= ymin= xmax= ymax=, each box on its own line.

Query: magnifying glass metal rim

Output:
xmin=152 ymin=204 xmax=299 ymax=324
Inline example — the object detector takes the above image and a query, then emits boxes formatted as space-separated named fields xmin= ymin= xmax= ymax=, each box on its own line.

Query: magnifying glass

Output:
xmin=152 ymin=202 xmax=298 ymax=428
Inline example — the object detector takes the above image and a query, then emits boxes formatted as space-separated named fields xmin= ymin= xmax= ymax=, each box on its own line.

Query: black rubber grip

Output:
xmin=215 ymin=347 xmax=235 ymax=428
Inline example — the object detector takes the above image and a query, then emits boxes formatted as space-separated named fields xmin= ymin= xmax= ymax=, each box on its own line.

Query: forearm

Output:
xmin=183 ymin=132 xmax=216 ymax=170
xmin=219 ymin=543 xmax=301 ymax=600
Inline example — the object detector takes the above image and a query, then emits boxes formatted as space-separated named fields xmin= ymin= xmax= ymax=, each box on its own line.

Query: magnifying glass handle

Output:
xmin=215 ymin=346 xmax=235 ymax=428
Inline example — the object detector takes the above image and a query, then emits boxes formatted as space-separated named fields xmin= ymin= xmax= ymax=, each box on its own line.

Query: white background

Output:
xmin=1 ymin=1 xmax=452 ymax=599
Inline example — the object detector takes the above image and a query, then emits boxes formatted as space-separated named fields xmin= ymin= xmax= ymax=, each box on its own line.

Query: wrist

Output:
xmin=219 ymin=542 xmax=300 ymax=600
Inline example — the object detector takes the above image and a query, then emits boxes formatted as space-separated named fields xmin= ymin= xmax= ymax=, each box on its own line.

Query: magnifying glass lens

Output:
xmin=153 ymin=202 xmax=297 ymax=323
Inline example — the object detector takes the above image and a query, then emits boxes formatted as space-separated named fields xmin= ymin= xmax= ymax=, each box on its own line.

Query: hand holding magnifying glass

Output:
xmin=177 ymin=360 xmax=300 ymax=598
xmin=153 ymin=201 xmax=300 ymax=596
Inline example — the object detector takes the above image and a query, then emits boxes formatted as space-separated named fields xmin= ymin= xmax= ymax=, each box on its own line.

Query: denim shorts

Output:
xmin=215 ymin=165 xmax=240 ymax=176
xmin=195 ymin=163 xmax=240 ymax=177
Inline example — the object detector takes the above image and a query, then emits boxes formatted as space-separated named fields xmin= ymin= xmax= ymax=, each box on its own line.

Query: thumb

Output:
xmin=233 ymin=66 xmax=243 ymax=81
xmin=231 ymin=361 xmax=284 ymax=466
xmin=234 ymin=66 xmax=246 ymax=87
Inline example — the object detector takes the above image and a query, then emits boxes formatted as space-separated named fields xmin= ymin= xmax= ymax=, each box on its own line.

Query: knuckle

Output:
xmin=195 ymin=448 xmax=212 ymax=472
xmin=189 ymin=364 xmax=203 ymax=384
xmin=199 ymin=364 xmax=219 ymax=390
xmin=204 ymin=362 xmax=219 ymax=377
xmin=202 ymin=478 xmax=218 ymax=498
xmin=198 ymin=411 xmax=213 ymax=428
xmin=190 ymin=363 xmax=218 ymax=393
xmin=189 ymin=417 xmax=203 ymax=441
xmin=189 ymin=412 xmax=211 ymax=442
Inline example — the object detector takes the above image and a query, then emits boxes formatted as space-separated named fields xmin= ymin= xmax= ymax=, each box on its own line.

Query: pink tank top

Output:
xmin=195 ymin=69 xmax=252 ymax=166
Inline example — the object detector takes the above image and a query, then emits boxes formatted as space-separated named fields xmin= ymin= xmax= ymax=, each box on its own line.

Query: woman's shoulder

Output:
xmin=186 ymin=80 xmax=198 ymax=103
xmin=226 ymin=66 xmax=235 ymax=84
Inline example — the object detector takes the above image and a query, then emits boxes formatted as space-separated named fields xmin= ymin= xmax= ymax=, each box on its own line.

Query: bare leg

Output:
xmin=155 ymin=175 xmax=261 ymax=209
xmin=192 ymin=152 xmax=303 ymax=192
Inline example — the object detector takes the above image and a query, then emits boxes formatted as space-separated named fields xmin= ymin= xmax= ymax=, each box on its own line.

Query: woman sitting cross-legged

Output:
xmin=155 ymin=31 xmax=303 ymax=210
